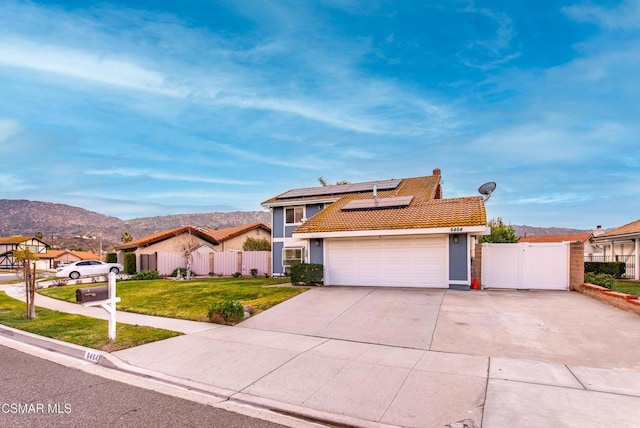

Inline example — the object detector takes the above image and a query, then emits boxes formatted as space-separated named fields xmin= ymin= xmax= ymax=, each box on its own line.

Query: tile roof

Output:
xmin=597 ymin=219 xmax=640 ymax=239
xmin=115 ymin=223 xmax=271 ymax=251
xmin=518 ymin=233 xmax=593 ymax=243
xmin=293 ymin=176 xmax=486 ymax=234
xmin=204 ymin=222 xmax=270 ymax=242
xmin=41 ymin=250 xmax=101 ymax=260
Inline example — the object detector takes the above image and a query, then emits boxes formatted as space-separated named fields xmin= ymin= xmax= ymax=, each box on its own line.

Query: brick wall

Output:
xmin=569 ymin=241 xmax=585 ymax=291
xmin=472 ymin=242 xmax=482 ymax=288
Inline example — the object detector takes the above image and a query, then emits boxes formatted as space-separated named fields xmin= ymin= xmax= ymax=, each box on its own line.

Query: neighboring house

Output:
xmin=518 ymin=232 xmax=602 ymax=258
xmin=593 ymin=219 xmax=640 ymax=280
xmin=114 ymin=223 xmax=271 ymax=274
xmin=261 ymin=169 xmax=489 ymax=288
xmin=0 ymin=236 xmax=50 ymax=270
xmin=40 ymin=249 xmax=101 ymax=269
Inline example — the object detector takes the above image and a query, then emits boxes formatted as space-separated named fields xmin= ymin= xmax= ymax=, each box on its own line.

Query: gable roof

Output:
xmin=266 ymin=174 xmax=486 ymax=235
xmin=0 ymin=236 xmax=50 ymax=246
xmin=518 ymin=233 xmax=592 ymax=244
xmin=596 ymin=219 xmax=640 ymax=240
xmin=41 ymin=250 xmax=100 ymax=260
xmin=203 ymin=222 xmax=270 ymax=241
xmin=115 ymin=223 xmax=271 ymax=251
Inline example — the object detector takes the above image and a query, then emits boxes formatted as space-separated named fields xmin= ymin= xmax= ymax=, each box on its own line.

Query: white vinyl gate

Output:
xmin=481 ymin=242 xmax=569 ymax=290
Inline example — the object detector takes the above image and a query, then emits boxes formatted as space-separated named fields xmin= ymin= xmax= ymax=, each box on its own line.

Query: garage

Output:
xmin=324 ymin=235 xmax=447 ymax=287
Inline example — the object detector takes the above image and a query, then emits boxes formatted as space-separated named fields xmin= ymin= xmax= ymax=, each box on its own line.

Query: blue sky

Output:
xmin=0 ymin=0 xmax=638 ymax=229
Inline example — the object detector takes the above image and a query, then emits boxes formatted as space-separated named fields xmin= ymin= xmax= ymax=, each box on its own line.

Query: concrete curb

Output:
xmin=0 ymin=323 xmax=100 ymax=363
xmin=97 ymin=352 xmax=237 ymax=400
xmin=231 ymin=393 xmax=402 ymax=428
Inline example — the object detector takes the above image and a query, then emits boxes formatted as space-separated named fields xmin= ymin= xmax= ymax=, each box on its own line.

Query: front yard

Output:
xmin=612 ymin=280 xmax=640 ymax=297
xmin=0 ymin=292 xmax=180 ymax=351
xmin=39 ymin=277 xmax=307 ymax=322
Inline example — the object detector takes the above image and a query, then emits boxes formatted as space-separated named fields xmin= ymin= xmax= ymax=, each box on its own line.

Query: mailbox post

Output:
xmin=76 ymin=272 xmax=120 ymax=341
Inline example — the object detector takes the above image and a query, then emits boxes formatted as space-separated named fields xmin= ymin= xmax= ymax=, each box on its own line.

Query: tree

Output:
xmin=479 ymin=218 xmax=518 ymax=243
xmin=35 ymin=232 xmax=43 ymax=240
xmin=318 ymin=177 xmax=349 ymax=186
xmin=242 ymin=237 xmax=271 ymax=251
xmin=121 ymin=232 xmax=133 ymax=243
xmin=174 ymin=231 xmax=200 ymax=279
xmin=13 ymin=248 xmax=39 ymax=278
xmin=14 ymin=248 xmax=38 ymax=319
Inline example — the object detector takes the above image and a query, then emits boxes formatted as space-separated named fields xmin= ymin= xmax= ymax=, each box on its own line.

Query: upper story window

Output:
xmin=285 ymin=206 xmax=305 ymax=224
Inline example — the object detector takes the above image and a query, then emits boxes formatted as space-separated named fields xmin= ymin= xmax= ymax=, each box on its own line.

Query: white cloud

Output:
xmin=83 ymin=168 xmax=258 ymax=185
xmin=0 ymin=119 xmax=20 ymax=142
xmin=0 ymin=173 xmax=36 ymax=191
xmin=0 ymin=38 xmax=185 ymax=97
xmin=564 ymin=0 xmax=640 ymax=30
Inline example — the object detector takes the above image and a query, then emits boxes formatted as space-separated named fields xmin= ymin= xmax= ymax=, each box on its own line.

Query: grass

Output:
xmin=39 ymin=277 xmax=306 ymax=322
xmin=0 ymin=292 xmax=181 ymax=351
xmin=612 ymin=280 xmax=640 ymax=297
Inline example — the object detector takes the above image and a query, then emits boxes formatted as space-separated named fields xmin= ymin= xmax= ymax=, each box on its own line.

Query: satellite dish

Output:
xmin=478 ymin=182 xmax=497 ymax=201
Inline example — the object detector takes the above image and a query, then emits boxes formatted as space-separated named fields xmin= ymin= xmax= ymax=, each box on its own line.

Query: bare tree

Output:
xmin=174 ymin=230 xmax=200 ymax=280
xmin=24 ymin=261 xmax=36 ymax=319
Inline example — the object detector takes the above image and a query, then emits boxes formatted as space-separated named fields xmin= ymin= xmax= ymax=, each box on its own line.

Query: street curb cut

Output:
xmin=97 ymin=352 xmax=237 ymax=400
xmin=0 ymin=325 xmax=399 ymax=428
xmin=231 ymin=393 xmax=402 ymax=428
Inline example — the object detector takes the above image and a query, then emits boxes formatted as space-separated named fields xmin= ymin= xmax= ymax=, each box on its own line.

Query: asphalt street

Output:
xmin=0 ymin=344 xmax=290 ymax=428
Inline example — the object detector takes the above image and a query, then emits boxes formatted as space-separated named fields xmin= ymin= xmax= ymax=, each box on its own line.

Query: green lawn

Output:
xmin=612 ymin=280 xmax=640 ymax=297
xmin=39 ymin=277 xmax=306 ymax=322
xmin=0 ymin=292 xmax=180 ymax=351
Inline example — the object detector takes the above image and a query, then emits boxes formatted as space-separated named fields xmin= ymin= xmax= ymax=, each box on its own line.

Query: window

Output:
xmin=285 ymin=206 xmax=305 ymax=224
xmin=283 ymin=247 xmax=304 ymax=266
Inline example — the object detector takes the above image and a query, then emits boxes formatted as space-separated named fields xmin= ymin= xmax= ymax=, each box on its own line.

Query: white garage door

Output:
xmin=324 ymin=235 xmax=446 ymax=287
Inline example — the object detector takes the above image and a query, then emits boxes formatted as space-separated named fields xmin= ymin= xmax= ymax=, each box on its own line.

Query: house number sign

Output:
xmin=450 ymin=227 xmax=464 ymax=232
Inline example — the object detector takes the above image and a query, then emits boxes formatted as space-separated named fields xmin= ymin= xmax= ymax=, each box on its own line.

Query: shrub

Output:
xmin=170 ymin=267 xmax=194 ymax=278
xmin=243 ymin=237 xmax=271 ymax=251
xmin=584 ymin=272 xmax=616 ymax=289
xmin=208 ymin=300 xmax=245 ymax=325
xmin=290 ymin=263 xmax=323 ymax=285
xmin=129 ymin=270 xmax=161 ymax=280
xmin=250 ymin=268 xmax=258 ymax=277
xmin=584 ymin=262 xmax=626 ymax=278
xmin=124 ymin=252 xmax=136 ymax=275
xmin=105 ymin=252 xmax=117 ymax=263
xmin=232 ymin=272 xmax=241 ymax=278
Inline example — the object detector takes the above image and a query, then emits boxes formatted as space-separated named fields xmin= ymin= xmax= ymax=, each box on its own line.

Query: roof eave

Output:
xmin=294 ymin=225 xmax=490 ymax=239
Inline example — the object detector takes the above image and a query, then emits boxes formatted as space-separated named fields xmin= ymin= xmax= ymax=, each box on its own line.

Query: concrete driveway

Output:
xmin=241 ymin=286 xmax=640 ymax=369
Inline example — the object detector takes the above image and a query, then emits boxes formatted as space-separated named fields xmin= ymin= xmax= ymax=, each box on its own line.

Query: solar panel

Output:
xmin=278 ymin=178 xmax=402 ymax=199
xmin=341 ymin=196 xmax=413 ymax=211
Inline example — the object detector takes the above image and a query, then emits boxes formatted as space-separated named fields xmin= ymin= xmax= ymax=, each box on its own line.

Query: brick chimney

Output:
xmin=432 ymin=168 xmax=441 ymax=176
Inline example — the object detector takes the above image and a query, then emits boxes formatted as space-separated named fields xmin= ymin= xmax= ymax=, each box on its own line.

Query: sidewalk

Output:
xmin=2 ymin=283 xmax=640 ymax=427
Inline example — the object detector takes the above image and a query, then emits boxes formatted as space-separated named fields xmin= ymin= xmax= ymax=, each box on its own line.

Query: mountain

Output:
xmin=0 ymin=199 xmax=270 ymax=251
xmin=0 ymin=199 xmax=592 ymax=252
xmin=512 ymin=224 xmax=591 ymax=238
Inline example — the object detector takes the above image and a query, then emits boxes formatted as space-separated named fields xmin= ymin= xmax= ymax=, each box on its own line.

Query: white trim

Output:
xmin=294 ymin=225 xmax=489 ymax=239
xmin=449 ymin=280 xmax=470 ymax=285
xmin=262 ymin=198 xmax=340 ymax=208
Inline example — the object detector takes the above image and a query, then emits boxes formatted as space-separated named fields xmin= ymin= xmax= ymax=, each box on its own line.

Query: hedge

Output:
xmin=124 ymin=252 xmax=136 ymax=275
xmin=290 ymin=263 xmax=323 ymax=285
xmin=584 ymin=261 xmax=626 ymax=278
xmin=105 ymin=252 xmax=117 ymax=263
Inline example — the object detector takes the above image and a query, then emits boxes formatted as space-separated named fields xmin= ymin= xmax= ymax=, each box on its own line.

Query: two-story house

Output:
xmin=0 ymin=236 xmax=50 ymax=269
xmin=262 ymin=169 xmax=488 ymax=288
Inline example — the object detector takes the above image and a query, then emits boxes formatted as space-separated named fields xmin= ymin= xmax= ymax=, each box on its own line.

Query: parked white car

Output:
xmin=55 ymin=260 xmax=123 ymax=279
